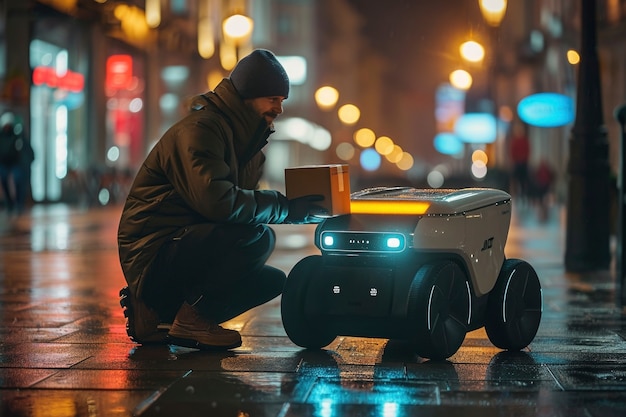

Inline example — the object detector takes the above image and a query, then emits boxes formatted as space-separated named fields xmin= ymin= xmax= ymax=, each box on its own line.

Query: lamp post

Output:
xmin=478 ymin=0 xmax=507 ymax=166
xmin=564 ymin=0 xmax=611 ymax=271
xmin=221 ymin=13 xmax=254 ymax=70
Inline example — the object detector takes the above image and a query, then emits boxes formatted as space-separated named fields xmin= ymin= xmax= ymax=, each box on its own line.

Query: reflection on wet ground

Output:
xmin=0 ymin=203 xmax=625 ymax=416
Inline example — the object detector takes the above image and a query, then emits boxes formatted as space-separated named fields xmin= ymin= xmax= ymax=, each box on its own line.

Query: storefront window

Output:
xmin=30 ymin=39 xmax=80 ymax=202
xmin=104 ymin=52 xmax=145 ymax=172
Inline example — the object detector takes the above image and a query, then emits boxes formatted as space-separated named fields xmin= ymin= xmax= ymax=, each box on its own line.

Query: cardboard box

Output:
xmin=285 ymin=164 xmax=351 ymax=216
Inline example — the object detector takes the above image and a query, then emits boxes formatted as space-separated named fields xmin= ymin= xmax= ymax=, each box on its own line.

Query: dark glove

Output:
xmin=285 ymin=194 xmax=328 ymax=224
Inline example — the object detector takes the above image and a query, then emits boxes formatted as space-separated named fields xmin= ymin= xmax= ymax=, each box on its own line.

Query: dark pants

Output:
xmin=143 ymin=223 xmax=286 ymax=323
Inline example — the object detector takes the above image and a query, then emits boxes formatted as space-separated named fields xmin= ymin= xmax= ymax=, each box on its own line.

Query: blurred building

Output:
xmin=494 ymin=0 xmax=626 ymax=201
xmin=0 ymin=0 xmax=625 ymax=205
xmin=0 ymin=0 xmax=328 ymax=204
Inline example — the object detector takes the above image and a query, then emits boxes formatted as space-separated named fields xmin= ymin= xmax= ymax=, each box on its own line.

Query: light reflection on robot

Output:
xmin=281 ymin=187 xmax=543 ymax=360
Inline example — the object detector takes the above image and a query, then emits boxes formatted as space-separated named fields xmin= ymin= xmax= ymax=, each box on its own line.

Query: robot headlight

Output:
xmin=386 ymin=237 xmax=401 ymax=249
xmin=320 ymin=231 xmax=406 ymax=253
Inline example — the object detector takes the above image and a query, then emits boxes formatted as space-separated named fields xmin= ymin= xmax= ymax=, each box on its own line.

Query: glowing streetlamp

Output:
xmin=145 ymin=0 xmax=161 ymax=28
xmin=460 ymin=40 xmax=485 ymax=63
xmin=478 ymin=0 xmax=508 ymax=27
xmin=477 ymin=0 xmax=507 ymax=167
xmin=222 ymin=14 xmax=254 ymax=45
xmin=449 ymin=69 xmax=473 ymax=90
xmin=221 ymin=13 xmax=253 ymax=70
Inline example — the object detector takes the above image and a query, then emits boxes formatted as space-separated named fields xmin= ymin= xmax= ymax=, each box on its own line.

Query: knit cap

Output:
xmin=230 ymin=49 xmax=290 ymax=99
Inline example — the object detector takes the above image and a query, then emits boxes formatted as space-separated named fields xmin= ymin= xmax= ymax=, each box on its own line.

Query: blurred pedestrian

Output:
xmin=0 ymin=111 xmax=33 ymax=213
xmin=509 ymin=121 xmax=531 ymax=202
xmin=118 ymin=49 xmax=325 ymax=350
xmin=530 ymin=159 xmax=555 ymax=221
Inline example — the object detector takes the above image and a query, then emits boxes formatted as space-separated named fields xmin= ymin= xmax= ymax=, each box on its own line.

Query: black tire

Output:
xmin=281 ymin=255 xmax=336 ymax=349
xmin=485 ymin=258 xmax=542 ymax=350
xmin=408 ymin=261 xmax=470 ymax=360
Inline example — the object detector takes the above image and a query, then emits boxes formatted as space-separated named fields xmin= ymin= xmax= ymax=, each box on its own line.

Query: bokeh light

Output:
xmin=427 ymin=169 xmax=445 ymax=188
xmin=354 ymin=128 xmax=376 ymax=148
xmin=374 ymin=136 xmax=394 ymax=155
xmin=315 ymin=86 xmax=339 ymax=110
xmin=338 ymin=104 xmax=360 ymax=125
xmin=222 ymin=14 xmax=254 ymax=41
xmin=107 ymin=146 xmax=120 ymax=162
xmin=472 ymin=149 xmax=489 ymax=165
xmin=433 ymin=132 xmax=463 ymax=155
xmin=396 ymin=152 xmax=414 ymax=171
xmin=567 ymin=49 xmax=580 ymax=65
xmin=385 ymin=145 xmax=404 ymax=163
xmin=471 ymin=160 xmax=488 ymax=179
xmin=454 ymin=112 xmax=497 ymax=143
xmin=335 ymin=142 xmax=355 ymax=161
xmin=499 ymin=105 xmax=514 ymax=123
xmin=360 ymin=148 xmax=381 ymax=171
xmin=449 ymin=69 xmax=472 ymax=90
xmin=460 ymin=41 xmax=485 ymax=62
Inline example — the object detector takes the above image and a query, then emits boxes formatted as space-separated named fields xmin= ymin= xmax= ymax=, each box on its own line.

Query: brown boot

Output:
xmin=119 ymin=287 xmax=170 ymax=344
xmin=167 ymin=302 xmax=242 ymax=350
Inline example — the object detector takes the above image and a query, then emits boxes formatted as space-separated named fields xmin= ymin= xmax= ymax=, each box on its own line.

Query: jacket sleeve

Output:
xmin=160 ymin=119 xmax=289 ymax=225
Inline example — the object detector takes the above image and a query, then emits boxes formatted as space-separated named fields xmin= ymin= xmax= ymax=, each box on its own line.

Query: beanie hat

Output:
xmin=230 ymin=49 xmax=290 ymax=99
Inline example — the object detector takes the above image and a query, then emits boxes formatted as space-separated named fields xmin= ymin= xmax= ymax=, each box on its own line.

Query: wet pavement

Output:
xmin=1 ymin=201 xmax=625 ymax=416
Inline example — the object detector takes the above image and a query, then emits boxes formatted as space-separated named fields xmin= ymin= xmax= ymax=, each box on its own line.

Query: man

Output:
xmin=118 ymin=49 xmax=324 ymax=350
xmin=0 ymin=111 xmax=33 ymax=213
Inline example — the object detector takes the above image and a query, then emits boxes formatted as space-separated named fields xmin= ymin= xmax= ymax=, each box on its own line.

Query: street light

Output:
xmin=221 ymin=13 xmax=254 ymax=70
xmin=460 ymin=41 xmax=485 ymax=63
xmin=449 ymin=69 xmax=473 ymax=90
xmin=477 ymin=0 xmax=507 ymax=167
xmin=478 ymin=0 xmax=508 ymax=27
xmin=222 ymin=14 xmax=254 ymax=45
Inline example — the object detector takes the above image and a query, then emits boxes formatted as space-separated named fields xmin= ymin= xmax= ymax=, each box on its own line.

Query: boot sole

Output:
xmin=119 ymin=287 xmax=170 ymax=344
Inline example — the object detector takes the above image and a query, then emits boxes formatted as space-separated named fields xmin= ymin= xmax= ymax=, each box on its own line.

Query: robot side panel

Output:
xmin=413 ymin=202 xmax=511 ymax=296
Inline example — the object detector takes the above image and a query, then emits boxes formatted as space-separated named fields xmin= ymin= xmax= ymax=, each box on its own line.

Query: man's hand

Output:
xmin=285 ymin=195 xmax=328 ymax=224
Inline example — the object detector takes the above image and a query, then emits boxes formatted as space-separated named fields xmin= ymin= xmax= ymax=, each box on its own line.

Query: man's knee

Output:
xmin=231 ymin=224 xmax=276 ymax=260
xmin=259 ymin=265 xmax=286 ymax=297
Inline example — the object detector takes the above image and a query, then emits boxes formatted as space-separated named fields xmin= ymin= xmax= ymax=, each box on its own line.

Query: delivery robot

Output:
xmin=280 ymin=187 xmax=542 ymax=360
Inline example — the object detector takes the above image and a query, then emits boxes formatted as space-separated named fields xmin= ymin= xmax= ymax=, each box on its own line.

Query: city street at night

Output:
xmin=1 ymin=1 xmax=626 ymax=416
xmin=1 ymin=202 xmax=625 ymax=417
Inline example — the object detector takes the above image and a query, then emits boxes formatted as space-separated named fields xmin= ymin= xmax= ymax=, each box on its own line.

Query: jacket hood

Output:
xmin=196 ymin=79 xmax=272 ymax=162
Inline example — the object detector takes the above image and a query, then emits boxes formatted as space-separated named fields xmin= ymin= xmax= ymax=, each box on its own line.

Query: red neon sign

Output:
xmin=106 ymin=54 xmax=133 ymax=90
xmin=32 ymin=66 xmax=85 ymax=92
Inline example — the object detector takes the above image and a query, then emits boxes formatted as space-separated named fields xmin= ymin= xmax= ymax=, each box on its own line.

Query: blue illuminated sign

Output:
xmin=454 ymin=113 xmax=497 ymax=143
xmin=434 ymin=132 xmax=464 ymax=155
xmin=517 ymin=93 xmax=574 ymax=127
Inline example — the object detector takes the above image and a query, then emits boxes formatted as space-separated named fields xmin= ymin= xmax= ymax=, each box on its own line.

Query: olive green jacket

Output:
xmin=117 ymin=79 xmax=289 ymax=296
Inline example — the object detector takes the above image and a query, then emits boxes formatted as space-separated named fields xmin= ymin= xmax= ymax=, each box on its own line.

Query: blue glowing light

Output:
xmin=454 ymin=113 xmax=497 ymax=143
xmin=386 ymin=237 xmax=401 ymax=248
xmin=517 ymin=92 xmax=574 ymax=127
xmin=360 ymin=148 xmax=381 ymax=171
xmin=433 ymin=132 xmax=464 ymax=155
xmin=324 ymin=235 xmax=334 ymax=246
